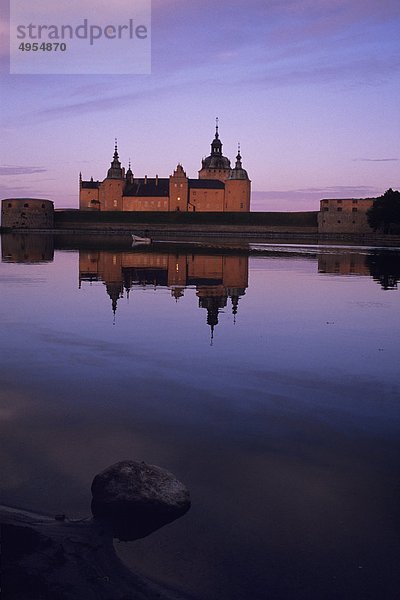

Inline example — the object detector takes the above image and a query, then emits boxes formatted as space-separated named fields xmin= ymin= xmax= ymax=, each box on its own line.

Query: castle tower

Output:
xmin=107 ymin=139 xmax=124 ymax=179
xmin=99 ymin=140 xmax=125 ymax=210
xmin=225 ymin=145 xmax=251 ymax=211
xmin=169 ymin=164 xmax=189 ymax=211
xmin=126 ymin=159 xmax=134 ymax=184
xmin=198 ymin=118 xmax=231 ymax=182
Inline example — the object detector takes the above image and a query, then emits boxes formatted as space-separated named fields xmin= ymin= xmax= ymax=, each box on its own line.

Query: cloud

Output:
xmin=0 ymin=166 xmax=48 ymax=176
xmin=237 ymin=54 xmax=400 ymax=89
xmin=30 ymin=82 xmax=181 ymax=121
xmin=353 ymin=158 xmax=399 ymax=162
xmin=294 ymin=185 xmax=378 ymax=194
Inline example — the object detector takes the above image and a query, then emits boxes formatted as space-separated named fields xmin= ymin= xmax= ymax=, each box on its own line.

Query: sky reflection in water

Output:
xmin=1 ymin=234 xmax=399 ymax=600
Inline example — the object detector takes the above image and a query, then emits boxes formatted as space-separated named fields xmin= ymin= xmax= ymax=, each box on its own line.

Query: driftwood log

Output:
xmin=1 ymin=461 xmax=191 ymax=600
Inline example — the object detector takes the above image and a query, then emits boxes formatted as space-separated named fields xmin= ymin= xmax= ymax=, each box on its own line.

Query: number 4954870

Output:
xmin=19 ymin=42 xmax=67 ymax=51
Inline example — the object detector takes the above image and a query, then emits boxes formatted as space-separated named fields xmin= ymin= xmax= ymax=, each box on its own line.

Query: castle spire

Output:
xmin=228 ymin=143 xmax=249 ymax=180
xmin=126 ymin=157 xmax=133 ymax=183
xmin=211 ymin=118 xmax=222 ymax=155
xmin=235 ymin=143 xmax=242 ymax=168
xmin=107 ymin=138 xmax=123 ymax=179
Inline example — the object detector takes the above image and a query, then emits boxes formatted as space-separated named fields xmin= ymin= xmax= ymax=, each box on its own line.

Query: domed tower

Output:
xmin=199 ymin=118 xmax=231 ymax=182
xmin=99 ymin=139 xmax=125 ymax=210
xmin=225 ymin=145 xmax=251 ymax=211
xmin=229 ymin=146 xmax=249 ymax=180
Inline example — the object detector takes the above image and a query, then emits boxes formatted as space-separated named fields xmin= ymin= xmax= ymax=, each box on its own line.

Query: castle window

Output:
xmin=323 ymin=207 xmax=328 ymax=211
xmin=113 ymin=200 xmax=118 ymax=207
xmin=42 ymin=203 xmax=45 ymax=208
xmin=240 ymin=202 xmax=244 ymax=208
xmin=337 ymin=220 xmax=341 ymax=223
xmin=352 ymin=207 xmax=358 ymax=212
xmin=24 ymin=203 xmax=29 ymax=207
xmin=337 ymin=200 xmax=342 ymax=204
xmin=337 ymin=207 xmax=342 ymax=212
xmin=352 ymin=199 xmax=358 ymax=204
xmin=8 ymin=203 xmax=12 ymax=207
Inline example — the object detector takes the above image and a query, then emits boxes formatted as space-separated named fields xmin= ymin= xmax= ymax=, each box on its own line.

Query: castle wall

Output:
xmin=189 ymin=188 xmax=224 ymax=212
xmin=122 ymin=196 xmax=169 ymax=211
xmin=1 ymin=198 xmax=54 ymax=229
xmin=225 ymin=180 xmax=251 ymax=212
xmin=318 ymin=198 xmax=374 ymax=233
xmin=99 ymin=179 xmax=125 ymax=211
xmin=80 ymin=188 xmax=100 ymax=210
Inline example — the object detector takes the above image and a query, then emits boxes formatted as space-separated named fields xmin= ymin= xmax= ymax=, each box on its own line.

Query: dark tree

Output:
xmin=367 ymin=188 xmax=400 ymax=234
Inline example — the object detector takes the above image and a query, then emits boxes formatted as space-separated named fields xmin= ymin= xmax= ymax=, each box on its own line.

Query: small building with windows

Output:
xmin=1 ymin=198 xmax=54 ymax=229
xmin=79 ymin=122 xmax=251 ymax=213
xmin=318 ymin=198 xmax=375 ymax=233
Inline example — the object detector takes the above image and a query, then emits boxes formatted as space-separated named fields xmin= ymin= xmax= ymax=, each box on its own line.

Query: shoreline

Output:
xmin=1 ymin=227 xmax=400 ymax=247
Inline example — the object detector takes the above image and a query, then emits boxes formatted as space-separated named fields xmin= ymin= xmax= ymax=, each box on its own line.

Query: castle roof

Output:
xmin=189 ymin=179 xmax=225 ymax=189
xmin=81 ymin=180 xmax=100 ymax=189
xmin=124 ymin=178 xmax=169 ymax=197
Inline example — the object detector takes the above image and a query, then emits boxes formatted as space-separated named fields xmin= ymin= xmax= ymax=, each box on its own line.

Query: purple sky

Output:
xmin=1 ymin=0 xmax=399 ymax=211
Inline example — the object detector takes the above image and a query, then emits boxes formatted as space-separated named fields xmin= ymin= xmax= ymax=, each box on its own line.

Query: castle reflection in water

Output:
xmin=79 ymin=249 xmax=248 ymax=336
xmin=1 ymin=234 xmax=399 ymax=335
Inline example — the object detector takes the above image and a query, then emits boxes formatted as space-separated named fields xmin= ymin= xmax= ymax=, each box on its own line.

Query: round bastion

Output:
xmin=1 ymin=198 xmax=54 ymax=229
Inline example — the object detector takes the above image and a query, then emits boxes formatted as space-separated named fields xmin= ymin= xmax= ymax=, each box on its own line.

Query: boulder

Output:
xmin=91 ymin=460 xmax=191 ymax=541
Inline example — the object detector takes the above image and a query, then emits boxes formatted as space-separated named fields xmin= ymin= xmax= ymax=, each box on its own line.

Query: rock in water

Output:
xmin=91 ymin=460 xmax=191 ymax=541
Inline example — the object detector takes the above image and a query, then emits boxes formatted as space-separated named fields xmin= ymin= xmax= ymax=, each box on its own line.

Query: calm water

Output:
xmin=1 ymin=233 xmax=400 ymax=600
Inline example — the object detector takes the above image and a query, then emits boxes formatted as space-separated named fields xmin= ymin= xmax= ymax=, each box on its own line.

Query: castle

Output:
xmin=79 ymin=121 xmax=251 ymax=213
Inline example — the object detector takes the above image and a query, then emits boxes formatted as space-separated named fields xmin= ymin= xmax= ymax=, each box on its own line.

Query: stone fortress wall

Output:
xmin=1 ymin=198 xmax=54 ymax=229
xmin=318 ymin=198 xmax=374 ymax=233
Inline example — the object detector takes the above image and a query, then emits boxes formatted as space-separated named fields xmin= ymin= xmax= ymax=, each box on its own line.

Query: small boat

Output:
xmin=131 ymin=234 xmax=152 ymax=245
